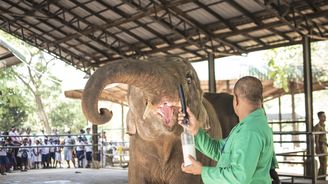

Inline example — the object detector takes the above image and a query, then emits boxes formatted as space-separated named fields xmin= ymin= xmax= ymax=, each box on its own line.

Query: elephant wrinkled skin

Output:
xmin=81 ymin=56 xmax=238 ymax=184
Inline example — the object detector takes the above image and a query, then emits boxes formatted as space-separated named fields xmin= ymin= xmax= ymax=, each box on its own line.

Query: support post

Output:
xmin=278 ymin=97 xmax=282 ymax=147
xmin=121 ymin=104 xmax=125 ymax=143
xmin=208 ymin=53 xmax=216 ymax=93
xmin=303 ymin=36 xmax=315 ymax=183
xmin=92 ymin=124 xmax=100 ymax=168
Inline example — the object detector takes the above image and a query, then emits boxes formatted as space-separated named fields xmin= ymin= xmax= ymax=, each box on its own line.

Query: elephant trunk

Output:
xmin=81 ymin=59 xmax=164 ymax=125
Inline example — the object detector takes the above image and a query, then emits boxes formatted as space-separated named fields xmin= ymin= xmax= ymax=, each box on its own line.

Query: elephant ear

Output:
xmin=202 ymin=98 xmax=222 ymax=139
xmin=126 ymin=110 xmax=136 ymax=135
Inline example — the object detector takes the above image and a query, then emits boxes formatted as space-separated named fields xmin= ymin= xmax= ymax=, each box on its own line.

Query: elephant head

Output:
xmin=82 ymin=56 xmax=213 ymax=140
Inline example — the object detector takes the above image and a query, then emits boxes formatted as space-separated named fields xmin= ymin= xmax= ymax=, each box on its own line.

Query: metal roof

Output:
xmin=0 ymin=39 xmax=22 ymax=69
xmin=0 ymin=0 xmax=327 ymax=74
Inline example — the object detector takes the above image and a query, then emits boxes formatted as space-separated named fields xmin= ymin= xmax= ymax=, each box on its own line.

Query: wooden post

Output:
xmin=92 ymin=124 xmax=100 ymax=169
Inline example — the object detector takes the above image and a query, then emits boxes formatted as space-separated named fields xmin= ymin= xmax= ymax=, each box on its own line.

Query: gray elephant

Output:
xmin=81 ymin=56 xmax=238 ymax=184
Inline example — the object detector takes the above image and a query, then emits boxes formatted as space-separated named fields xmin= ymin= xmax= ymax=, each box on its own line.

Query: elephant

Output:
xmin=81 ymin=56 xmax=238 ymax=184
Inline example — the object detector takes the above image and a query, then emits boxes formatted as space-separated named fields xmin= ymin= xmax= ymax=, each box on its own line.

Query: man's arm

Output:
xmin=201 ymin=130 xmax=263 ymax=184
xmin=313 ymin=126 xmax=321 ymax=153
xmin=194 ymin=128 xmax=225 ymax=161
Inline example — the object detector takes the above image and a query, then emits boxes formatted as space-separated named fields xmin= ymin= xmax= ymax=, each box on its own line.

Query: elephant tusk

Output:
xmin=143 ymin=102 xmax=154 ymax=120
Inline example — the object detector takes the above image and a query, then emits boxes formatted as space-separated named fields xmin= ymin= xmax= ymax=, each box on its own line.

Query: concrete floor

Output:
xmin=2 ymin=168 xmax=328 ymax=184
xmin=0 ymin=168 xmax=128 ymax=184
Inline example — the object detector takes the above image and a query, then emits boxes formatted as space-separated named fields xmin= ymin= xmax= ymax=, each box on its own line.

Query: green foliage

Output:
xmin=0 ymin=29 xmax=80 ymax=131
xmin=0 ymin=84 xmax=29 ymax=131
xmin=265 ymin=41 xmax=328 ymax=92
xmin=48 ymin=100 xmax=87 ymax=133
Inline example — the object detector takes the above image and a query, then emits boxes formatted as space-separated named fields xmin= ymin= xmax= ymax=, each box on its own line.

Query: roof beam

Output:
xmin=254 ymin=0 xmax=310 ymax=38
xmin=124 ymin=1 xmax=218 ymax=55
xmin=46 ymin=1 xmax=131 ymax=59
xmin=159 ymin=0 xmax=246 ymax=54
xmin=225 ymin=0 xmax=293 ymax=42
xmin=0 ymin=14 xmax=94 ymax=73
xmin=0 ymin=0 xmax=58 ymax=20
xmin=193 ymin=0 xmax=267 ymax=49
xmin=214 ymin=8 xmax=328 ymax=40
xmin=51 ymin=0 xmax=194 ymax=43
xmin=97 ymin=0 xmax=203 ymax=59
xmin=3 ymin=0 xmax=120 ymax=66
xmin=62 ymin=0 xmax=146 ymax=56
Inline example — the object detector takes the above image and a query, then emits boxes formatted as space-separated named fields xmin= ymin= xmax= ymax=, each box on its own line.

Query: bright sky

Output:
xmin=53 ymin=50 xmax=269 ymax=89
xmin=192 ymin=50 xmax=267 ymax=80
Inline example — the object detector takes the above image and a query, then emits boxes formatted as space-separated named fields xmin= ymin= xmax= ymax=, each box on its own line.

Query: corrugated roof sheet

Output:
xmin=0 ymin=0 xmax=327 ymax=73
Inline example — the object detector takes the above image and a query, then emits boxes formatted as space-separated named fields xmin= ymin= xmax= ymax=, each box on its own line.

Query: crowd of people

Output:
xmin=0 ymin=126 xmax=112 ymax=176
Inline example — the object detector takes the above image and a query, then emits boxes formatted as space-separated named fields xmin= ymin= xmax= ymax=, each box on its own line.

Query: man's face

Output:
xmin=319 ymin=113 xmax=326 ymax=123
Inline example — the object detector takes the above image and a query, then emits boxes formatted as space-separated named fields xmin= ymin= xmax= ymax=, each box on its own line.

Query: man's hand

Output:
xmin=181 ymin=155 xmax=202 ymax=175
xmin=177 ymin=107 xmax=200 ymax=135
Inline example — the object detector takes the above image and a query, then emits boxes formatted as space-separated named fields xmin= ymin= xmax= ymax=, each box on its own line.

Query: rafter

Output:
xmin=52 ymin=0 xmax=194 ymax=44
xmin=225 ymin=0 xmax=293 ymax=43
xmin=0 ymin=14 xmax=93 ymax=73
xmin=159 ymin=0 xmax=245 ymax=54
xmin=4 ymin=0 xmax=119 ymax=65
xmin=254 ymin=0 xmax=321 ymax=39
xmin=66 ymin=0 xmax=146 ymax=58
xmin=214 ymin=8 xmax=328 ymax=40
xmin=97 ymin=0 xmax=203 ymax=58
xmin=193 ymin=0 xmax=267 ymax=48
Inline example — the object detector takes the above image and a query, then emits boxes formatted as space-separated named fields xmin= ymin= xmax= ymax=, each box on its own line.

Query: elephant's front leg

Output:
xmin=128 ymin=160 xmax=148 ymax=184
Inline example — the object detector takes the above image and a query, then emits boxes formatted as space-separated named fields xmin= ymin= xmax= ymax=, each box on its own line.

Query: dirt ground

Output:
xmin=0 ymin=168 xmax=128 ymax=184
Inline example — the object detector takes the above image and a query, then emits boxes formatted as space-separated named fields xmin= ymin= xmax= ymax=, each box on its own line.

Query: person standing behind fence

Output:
xmin=76 ymin=137 xmax=85 ymax=168
xmin=41 ymin=139 xmax=50 ymax=168
xmin=85 ymin=128 xmax=92 ymax=168
xmin=63 ymin=131 xmax=75 ymax=168
xmin=49 ymin=139 xmax=56 ymax=168
xmin=33 ymin=139 xmax=42 ymax=169
xmin=314 ymin=111 xmax=327 ymax=180
xmin=54 ymin=139 xmax=62 ymax=168
xmin=18 ymin=138 xmax=29 ymax=172
xmin=0 ymin=140 xmax=7 ymax=175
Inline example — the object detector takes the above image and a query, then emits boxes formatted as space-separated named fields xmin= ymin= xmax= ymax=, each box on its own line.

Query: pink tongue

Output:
xmin=162 ymin=104 xmax=173 ymax=124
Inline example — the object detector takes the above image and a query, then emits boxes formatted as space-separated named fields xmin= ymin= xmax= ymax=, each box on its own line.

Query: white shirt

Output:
xmin=41 ymin=143 xmax=50 ymax=154
xmin=9 ymin=131 xmax=18 ymax=142
xmin=0 ymin=147 xmax=6 ymax=156
xmin=76 ymin=141 xmax=85 ymax=151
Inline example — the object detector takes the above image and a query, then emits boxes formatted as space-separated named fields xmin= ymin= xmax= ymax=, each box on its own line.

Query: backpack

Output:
xmin=21 ymin=150 xmax=28 ymax=159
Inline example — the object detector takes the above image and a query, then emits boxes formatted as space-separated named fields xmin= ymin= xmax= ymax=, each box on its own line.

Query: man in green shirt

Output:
xmin=178 ymin=76 xmax=276 ymax=184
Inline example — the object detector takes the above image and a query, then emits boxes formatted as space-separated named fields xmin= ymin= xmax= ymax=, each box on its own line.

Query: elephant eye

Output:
xmin=186 ymin=73 xmax=192 ymax=84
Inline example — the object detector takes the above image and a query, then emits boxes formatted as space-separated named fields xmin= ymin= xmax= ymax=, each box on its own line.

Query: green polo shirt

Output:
xmin=195 ymin=108 xmax=274 ymax=184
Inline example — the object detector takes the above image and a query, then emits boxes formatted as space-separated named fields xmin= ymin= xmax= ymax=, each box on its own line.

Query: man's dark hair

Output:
xmin=318 ymin=111 xmax=325 ymax=118
xmin=234 ymin=76 xmax=263 ymax=105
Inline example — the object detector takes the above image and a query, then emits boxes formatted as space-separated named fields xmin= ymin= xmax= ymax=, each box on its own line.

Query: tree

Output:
xmin=48 ymin=101 xmax=87 ymax=133
xmin=264 ymin=41 xmax=328 ymax=148
xmin=1 ymin=31 xmax=60 ymax=133
xmin=11 ymin=50 xmax=61 ymax=134
xmin=0 ymin=68 xmax=28 ymax=131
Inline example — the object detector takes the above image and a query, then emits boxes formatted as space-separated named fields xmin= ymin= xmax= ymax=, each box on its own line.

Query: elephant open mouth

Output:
xmin=157 ymin=102 xmax=180 ymax=128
